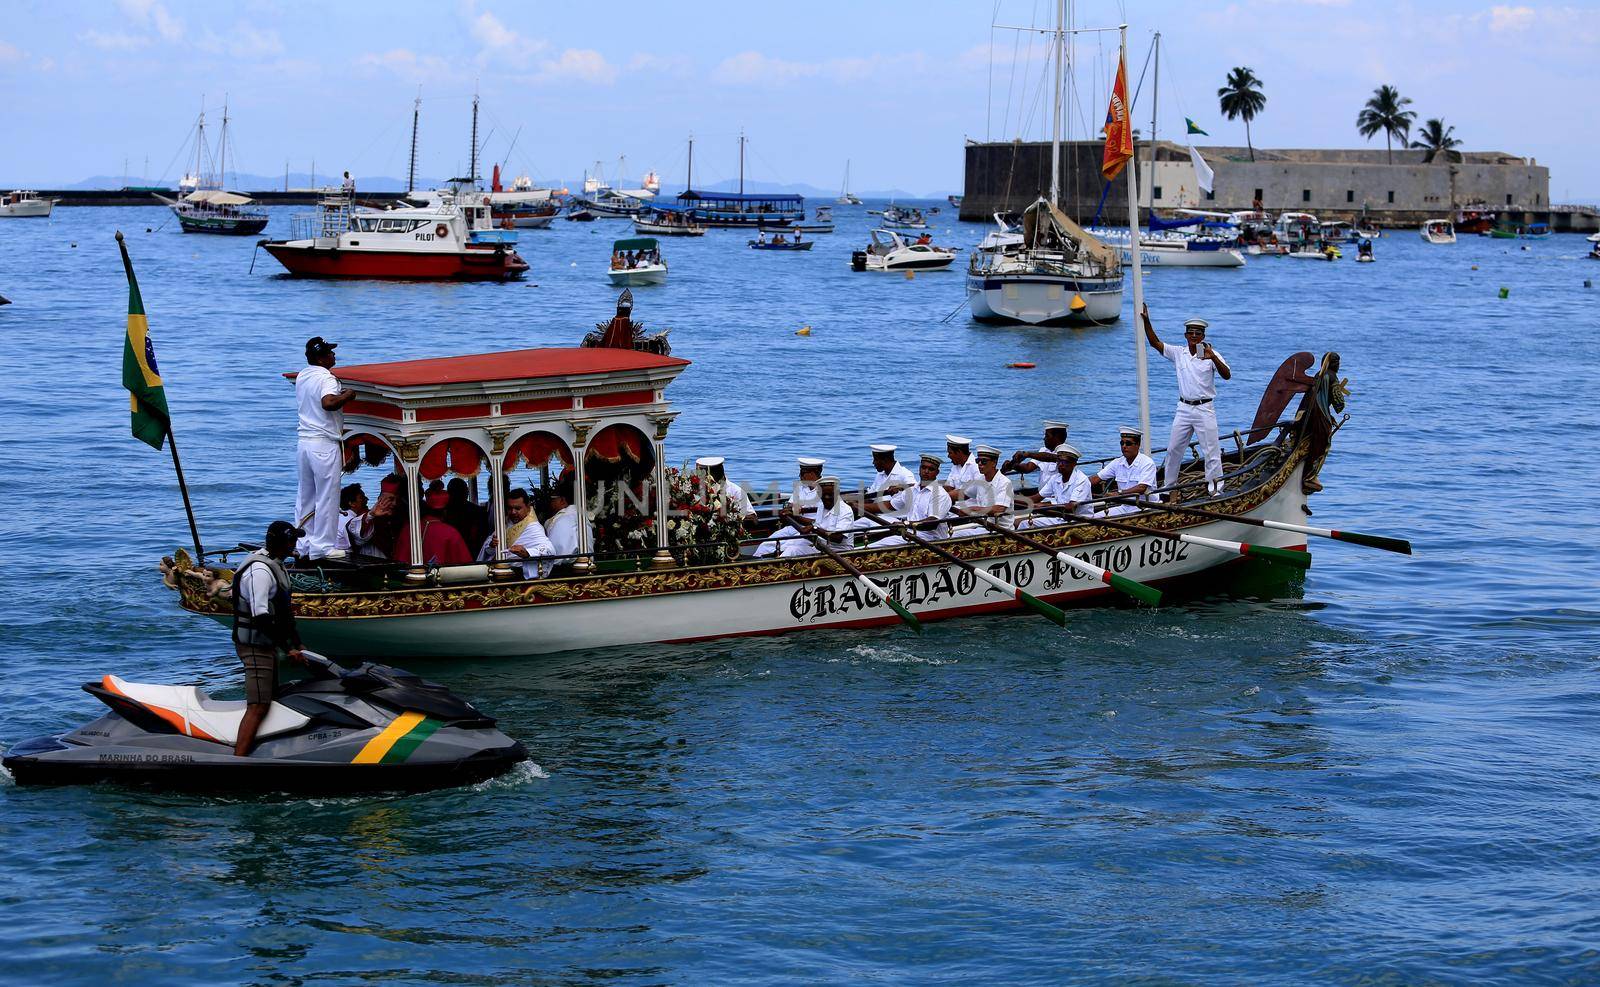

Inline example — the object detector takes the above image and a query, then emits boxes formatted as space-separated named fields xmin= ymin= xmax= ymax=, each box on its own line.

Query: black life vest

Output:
xmin=231 ymin=551 xmax=294 ymax=649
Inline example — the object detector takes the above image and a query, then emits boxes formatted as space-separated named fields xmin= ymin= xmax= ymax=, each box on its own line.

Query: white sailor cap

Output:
xmin=1183 ymin=317 xmax=1210 ymax=331
xmin=1042 ymin=420 xmax=1070 ymax=432
xmin=1118 ymin=426 xmax=1143 ymax=439
xmin=945 ymin=434 xmax=971 ymax=447
xmin=819 ymin=475 xmax=841 ymax=487
xmin=919 ymin=452 xmax=945 ymax=466
xmin=695 ymin=456 xmax=724 ymax=469
xmin=975 ymin=444 xmax=1001 ymax=458
xmin=870 ymin=443 xmax=897 ymax=454
xmin=1054 ymin=443 xmax=1080 ymax=459
xmin=797 ymin=456 xmax=825 ymax=469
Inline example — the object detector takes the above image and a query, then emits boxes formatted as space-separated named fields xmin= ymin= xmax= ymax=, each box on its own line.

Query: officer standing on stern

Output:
xmin=296 ymin=336 xmax=357 ymax=559
xmin=1142 ymin=304 xmax=1231 ymax=495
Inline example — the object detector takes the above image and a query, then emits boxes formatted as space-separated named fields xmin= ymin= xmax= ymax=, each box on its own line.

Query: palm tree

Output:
xmin=1217 ymin=67 xmax=1266 ymax=161
xmin=1409 ymin=118 xmax=1462 ymax=163
xmin=1356 ymin=85 xmax=1417 ymax=164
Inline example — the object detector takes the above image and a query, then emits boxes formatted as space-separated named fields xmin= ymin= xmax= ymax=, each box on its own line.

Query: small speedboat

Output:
xmin=748 ymin=233 xmax=814 ymax=251
xmin=1519 ymin=222 xmax=1552 ymax=240
xmin=852 ymin=228 xmax=955 ymax=271
xmin=0 ymin=190 xmax=55 ymax=218
xmin=1355 ymin=222 xmax=1381 ymax=239
xmin=791 ymin=206 xmax=835 ymax=234
xmin=1587 ymin=232 xmax=1600 ymax=243
xmin=1288 ymin=243 xmax=1340 ymax=261
xmin=1 ymin=653 xmax=527 ymax=794
xmin=608 ymin=236 xmax=667 ymax=286
xmin=1420 ymin=219 xmax=1457 ymax=244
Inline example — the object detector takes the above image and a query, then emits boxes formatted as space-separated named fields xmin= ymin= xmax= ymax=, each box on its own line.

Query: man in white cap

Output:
xmin=1090 ymin=427 xmax=1159 ymax=516
xmin=1019 ymin=443 xmax=1092 ymax=528
xmin=942 ymin=434 xmax=980 ymax=502
xmin=851 ymin=444 xmax=918 ymax=531
xmin=1006 ymin=421 xmax=1069 ymax=489
xmin=697 ymin=456 xmax=756 ymax=521
xmin=779 ymin=476 xmax=856 ymax=557
xmin=295 ymin=336 xmax=357 ymax=559
xmin=952 ymin=444 xmax=1016 ymax=534
xmin=870 ymin=453 xmax=954 ymax=547
xmin=753 ymin=457 xmax=825 ymax=557
xmin=1143 ymin=303 xmax=1231 ymax=495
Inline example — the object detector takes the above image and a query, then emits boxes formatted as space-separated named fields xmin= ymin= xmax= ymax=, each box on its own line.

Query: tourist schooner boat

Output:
xmin=157 ymin=292 xmax=1376 ymax=659
xmin=156 ymin=100 xmax=269 ymax=236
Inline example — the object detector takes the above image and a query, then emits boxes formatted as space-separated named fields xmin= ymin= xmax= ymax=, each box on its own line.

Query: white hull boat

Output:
xmin=1420 ymin=220 xmax=1457 ymax=244
xmin=608 ymin=265 xmax=667 ymax=286
xmin=1111 ymin=237 xmax=1245 ymax=268
xmin=1 ymin=191 xmax=55 ymax=217
xmin=853 ymin=229 xmax=955 ymax=271
xmin=967 ymin=270 xmax=1124 ymax=324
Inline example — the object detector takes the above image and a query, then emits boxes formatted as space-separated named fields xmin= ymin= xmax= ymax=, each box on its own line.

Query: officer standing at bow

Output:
xmin=1142 ymin=303 xmax=1232 ymax=495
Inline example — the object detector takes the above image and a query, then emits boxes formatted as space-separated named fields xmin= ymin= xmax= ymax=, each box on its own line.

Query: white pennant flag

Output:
xmin=1188 ymin=144 xmax=1215 ymax=194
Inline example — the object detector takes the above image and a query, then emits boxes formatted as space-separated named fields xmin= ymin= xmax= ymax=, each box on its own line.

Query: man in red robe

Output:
xmin=395 ymin=485 xmax=472 ymax=566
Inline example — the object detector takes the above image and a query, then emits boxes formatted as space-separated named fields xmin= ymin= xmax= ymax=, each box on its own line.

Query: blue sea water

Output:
xmin=1 ymin=203 xmax=1598 ymax=985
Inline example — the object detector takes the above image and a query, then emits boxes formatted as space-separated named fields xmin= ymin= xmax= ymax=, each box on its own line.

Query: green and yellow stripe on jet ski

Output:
xmin=352 ymin=711 xmax=442 ymax=764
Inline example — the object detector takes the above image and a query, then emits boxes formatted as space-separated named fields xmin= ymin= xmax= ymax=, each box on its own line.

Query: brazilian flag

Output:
xmin=1185 ymin=117 xmax=1209 ymax=136
xmin=116 ymin=233 xmax=170 ymax=450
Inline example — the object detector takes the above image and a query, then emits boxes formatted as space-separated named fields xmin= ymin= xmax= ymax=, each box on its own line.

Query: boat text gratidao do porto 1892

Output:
xmin=1 ymin=652 xmax=527 ymax=793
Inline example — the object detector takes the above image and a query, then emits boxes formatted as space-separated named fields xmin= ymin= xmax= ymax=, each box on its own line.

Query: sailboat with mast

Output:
xmin=675 ymin=130 xmax=805 ymax=228
xmin=157 ymin=98 xmax=269 ymax=235
xmin=837 ymin=161 xmax=862 ymax=206
xmin=966 ymin=1 xmax=1123 ymax=325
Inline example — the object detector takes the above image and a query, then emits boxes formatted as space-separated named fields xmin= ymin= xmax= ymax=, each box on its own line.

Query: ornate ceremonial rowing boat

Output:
xmin=159 ymin=310 xmax=1352 ymax=659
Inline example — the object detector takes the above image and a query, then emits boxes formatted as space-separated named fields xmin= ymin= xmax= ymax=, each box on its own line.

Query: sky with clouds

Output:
xmin=1 ymin=0 xmax=1595 ymax=199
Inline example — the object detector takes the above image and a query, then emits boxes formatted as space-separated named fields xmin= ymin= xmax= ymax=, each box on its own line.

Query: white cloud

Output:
xmin=628 ymin=52 xmax=693 ymax=76
xmin=534 ymin=48 xmax=615 ymax=84
xmin=713 ymin=50 xmax=929 ymax=87
xmin=356 ymin=47 xmax=456 ymax=82
xmin=116 ymin=0 xmax=184 ymax=41
xmin=0 ymin=39 xmax=26 ymax=64
xmin=78 ymin=30 xmax=151 ymax=51
xmin=1485 ymin=5 xmax=1535 ymax=31
xmin=197 ymin=24 xmax=284 ymax=58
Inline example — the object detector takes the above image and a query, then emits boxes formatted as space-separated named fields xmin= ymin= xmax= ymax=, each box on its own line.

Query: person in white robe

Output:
xmin=478 ymin=488 xmax=555 ymax=578
xmin=542 ymin=475 xmax=591 ymax=572
xmin=869 ymin=454 xmax=954 ymax=547
xmin=778 ymin=477 xmax=856 ymax=557
xmin=1018 ymin=444 xmax=1093 ymax=529
xmin=753 ymin=457 xmax=825 ymax=558
xmin=1090 ymin=427 xmax=1160 ymax=517
xmin=951 ymin=445 xmax=1017 ymax=535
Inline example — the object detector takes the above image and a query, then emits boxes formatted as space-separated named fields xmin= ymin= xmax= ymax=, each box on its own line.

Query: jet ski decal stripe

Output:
xmin=352 ymin=711 xmax=427 ymax=764
xmin=380 ymin=717 xmax=443 ymax=765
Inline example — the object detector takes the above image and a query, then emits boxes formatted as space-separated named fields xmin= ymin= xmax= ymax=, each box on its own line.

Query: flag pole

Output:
xmin=1120 ymin=27 xmax=1152 ymax=443
xmin=115 ymin=231 xmax=204 ymax=561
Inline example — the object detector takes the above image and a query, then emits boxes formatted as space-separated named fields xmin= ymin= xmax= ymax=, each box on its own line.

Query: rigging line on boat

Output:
xmin=151 ymin=119 xmax=199 ymax=189
xmin=939 ymin=293 xmax=973 ymax=323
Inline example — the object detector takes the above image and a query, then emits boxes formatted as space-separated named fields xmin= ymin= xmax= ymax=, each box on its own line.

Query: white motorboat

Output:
xmin=0 ymin=190 xmax=55 ymax=218
xmin=1275 ymin=211 xmax=1322 ymax=247
xmin=608 ymin=236 xmax=667 ymax=286
xmin=1587 ymin=231 xmax=1600 ymax=243
xmin=1420 ymin=219 xmax=1457 ymax=244
xmin=879 ymin=203 xmax=928 ymax=230
xmin=1321 ymin=221 xmax=1357 ymax=243
xmin=633 ymin=207 xmax=706 ymax=237
xmin=1092 ymin=220 xmax=1245 ymax=269
xmin=792 ymin=206 xmax=835 ymax=234
xmin=852 ymin=229 xmax=956 ymax=271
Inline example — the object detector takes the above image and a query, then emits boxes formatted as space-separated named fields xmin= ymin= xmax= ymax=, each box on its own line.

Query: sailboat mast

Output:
xmin=193 ymin=96 xmax=206 ymax=191
xmin=1050 ymin=0 xmax=1063 ymax=204
xmin=1146 ymin=32 xmax=1160 ymax=215
xmin=1120 ymin=25 xmax=1151 ymax=444
xmin=738 ymin=128 xmax=745 ymax=195
xmin=407 ymin=88 xmax=420 ymax=194
xmin=219 ymin=96 xmax=228 ymax=189
xmin=686 ymin=134 xmax=694 ymax=192
xmin=468 ymin=92 xmax=479 ymax=184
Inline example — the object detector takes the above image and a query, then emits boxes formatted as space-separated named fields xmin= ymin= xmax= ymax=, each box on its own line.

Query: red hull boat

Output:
xmin=262 ymin=243 xmax=528 ymax=281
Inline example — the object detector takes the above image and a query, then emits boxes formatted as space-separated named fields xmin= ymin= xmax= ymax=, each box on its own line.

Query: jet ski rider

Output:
xmin=232 ymin=520 xmax=309 ymax=756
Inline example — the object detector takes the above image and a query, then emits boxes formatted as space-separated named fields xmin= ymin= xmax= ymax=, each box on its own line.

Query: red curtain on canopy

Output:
xmin=587 ymin=424 xmax=647 ymax=466
xmin=420 ymin=438 xmax=485 ymax=480
xmin=341 ymin=433 xmax=393 ymax=474
xmin=503 ymin=431 xmax=574 ymax=472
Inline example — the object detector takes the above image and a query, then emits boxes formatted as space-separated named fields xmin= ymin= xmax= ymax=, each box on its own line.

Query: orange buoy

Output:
xmin=1007 ymin=362 xmax=1037 ymax=369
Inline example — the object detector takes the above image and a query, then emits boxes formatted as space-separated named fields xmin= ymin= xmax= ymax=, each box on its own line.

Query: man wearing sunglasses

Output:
xmin=1089 ymin=427 xmax=1158 ymax=517
xmin=1142 ymin=303 xmax=1232 ymax=496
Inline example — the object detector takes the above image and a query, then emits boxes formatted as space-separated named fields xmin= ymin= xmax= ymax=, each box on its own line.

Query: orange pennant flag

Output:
xmin=1102 ymin=53 xmax=1134 ymax=180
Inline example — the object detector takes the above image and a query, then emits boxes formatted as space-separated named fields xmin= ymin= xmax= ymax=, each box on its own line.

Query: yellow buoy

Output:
xmin=796 ymin=326 xmax=811 ymax=336
xmin=1069 ymin=293 xmax=1087 ymax=312
xmin=903 ymin=270 xmax=914 ymax=280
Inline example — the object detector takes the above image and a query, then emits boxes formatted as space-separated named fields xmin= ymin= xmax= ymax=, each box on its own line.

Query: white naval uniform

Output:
xmin=294 ymin=364 xmax=343 ymax=558
xmin=544 ymin=505 xmax=589 ymax=569
xmin=753 ymin=481 xmax=821 ymax=558
xmin=478 ymin=519 xmax=556 ymax=579
xmin=1096 ymin=454 xmax=1159 ymax=516
xmin=869 ymin=482 xmax=954 ymax=547
xmin=779 ymin=499 xmax=857 ymax=557
xmin=335 ymin=509 xmax=386 ymax=558
xmin=721 ymin=479 xmax=757 ymax=520
xmin=1019 ymin=468 xmax=1093 ymax=529
xmin=943 ymin=460 xmax=981 ymax=501
xmin=952 ymin=471 xmax=1016 ymax=535
xmin=851 ymin=461 xmax=919 ymax=530
xmin=1162 ymin=342 xmax=1225 ymax=491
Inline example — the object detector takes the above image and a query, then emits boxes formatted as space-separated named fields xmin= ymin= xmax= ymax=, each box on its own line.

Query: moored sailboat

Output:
xmin=156 ymin=100 xmax=269 ymax=236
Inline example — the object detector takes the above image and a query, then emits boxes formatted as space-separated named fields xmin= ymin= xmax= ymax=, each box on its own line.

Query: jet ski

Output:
xmin=2 ymin=653 xmax=526 ymax=794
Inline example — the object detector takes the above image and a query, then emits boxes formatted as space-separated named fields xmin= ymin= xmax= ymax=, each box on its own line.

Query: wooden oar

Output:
xmin=1108 ymin=496 xmax=1412 ymax=555
xmin=863 ymin=509 xmax=1067 ymax=626
xmin=1034 ymin=504 xmax=1312 ymax=570
xmin=959 ymin=514 xmax=1162 ymax=606
xmin=780 ymin=512 xmax=920 ymax=633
